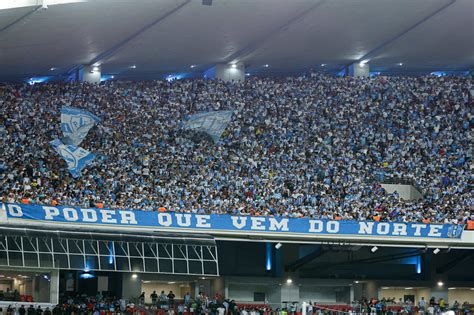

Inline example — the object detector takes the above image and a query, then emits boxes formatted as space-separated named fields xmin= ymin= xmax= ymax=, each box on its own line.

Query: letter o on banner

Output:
xmin=327 ymin=221 xmax=339 ymax=233
xmin=158 ymin=213 xmax=172 ymax=227
xmin=377 ymin=223 xmax=390 ymax=235
xmin=63 ymin=208 xmax=79 ymax=221
xmin=310 ymin=220 xmax=323 ymax=232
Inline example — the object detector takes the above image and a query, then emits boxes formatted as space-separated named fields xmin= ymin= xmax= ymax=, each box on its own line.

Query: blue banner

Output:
xmin=50 ymin=139 xmax=95 ymax=178
xmin=3 ymin=204 xmax=464 ymax=239
xmin=183 ymin=111 xmax=234 ymax=143
xmin=61 ymin=106 xmax=100 ymax=145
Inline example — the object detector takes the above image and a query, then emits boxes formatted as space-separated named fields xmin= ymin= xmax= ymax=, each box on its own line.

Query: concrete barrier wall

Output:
xmin=381 ymin=184 xmax=423 ymax=201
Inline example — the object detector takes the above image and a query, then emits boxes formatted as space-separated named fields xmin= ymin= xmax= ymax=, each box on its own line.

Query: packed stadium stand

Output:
xmin=0 ymin=75 xmax=472 ymax=224
xmin=0 ymin=0 xmax=473 ymax=312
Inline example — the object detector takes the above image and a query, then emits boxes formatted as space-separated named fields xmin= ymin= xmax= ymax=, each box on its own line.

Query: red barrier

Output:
xmin=237 ymin=303 xmax=272 ymax=310
xmin=467 ymin=220 xmax=474 ymax=230
xmin=315 ymin=304 xmax=418 ymax=313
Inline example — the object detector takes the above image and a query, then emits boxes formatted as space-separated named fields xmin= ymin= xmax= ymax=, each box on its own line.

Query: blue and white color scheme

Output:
xmin=50 ymin=139 xmax=95 ymax=178
xmin=4 ymin=203 xmax=464 ymax=239
xmin=183 ymin=111 xmax=234 ymax=142
xmin=61 ymin=106 xmax=100 ymax=145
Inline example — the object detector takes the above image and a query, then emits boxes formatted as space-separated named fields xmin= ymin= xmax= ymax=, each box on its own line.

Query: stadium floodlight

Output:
xmin=286 ymin=278 xmax=293 ymax=284
xmin=437 ymin=281 xmax=444 ymax=287
xmin=433 ymin=248 xmax=440 ymax=254
xmin=275 ymin=242 xmax=282 ymax=249
xmin=371 ymin=246 xmax=378 ymax=253
xmin=359 ymin=59 xmax=369 ymax=66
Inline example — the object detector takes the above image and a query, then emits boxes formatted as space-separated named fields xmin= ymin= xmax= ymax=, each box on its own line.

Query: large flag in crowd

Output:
xmin=183 ymin=110 xmax=234 ymax=143
xmin=50 ymin=139 xmax=96 ymax=178
xmin=61 ymin=106 xmax=100 ymax=145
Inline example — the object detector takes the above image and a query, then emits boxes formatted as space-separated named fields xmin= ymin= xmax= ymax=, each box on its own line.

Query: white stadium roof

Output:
xmin=0 ymin=0 xmax=473 ymax=81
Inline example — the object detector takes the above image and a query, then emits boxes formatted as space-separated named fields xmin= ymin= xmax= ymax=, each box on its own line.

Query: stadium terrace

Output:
xmin=0 ymin=75 xmax=472 ymax=225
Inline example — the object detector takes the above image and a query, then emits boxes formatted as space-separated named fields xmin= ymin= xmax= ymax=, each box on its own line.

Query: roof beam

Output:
xmin=62 ymin=0 xmax=191 ymax=79
xmin=349 ymin=0 xmax=457 ymax=67
xmin=285 ymin=246 xmax=326 ymax=272
xmin=303 ymin=250 xmax=424 ymax=272
xmin=0 ymin=5 xmax=41 ymax=34
xmin=436 ymin=251 xmax=474 ymax=274
xmin=88 ymin=0 xmax=191 ymax=67
xmin=226 ymin=0 xmax=328 ymax=65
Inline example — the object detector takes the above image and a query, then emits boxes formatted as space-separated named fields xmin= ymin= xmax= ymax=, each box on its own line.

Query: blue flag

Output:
xmin=183 ymin=110 xmax=234 ymax=143
xmin=61 ymin=106 xmax=100 ymax=145
xmin=50 ymin=139 xmax=95 ymax=178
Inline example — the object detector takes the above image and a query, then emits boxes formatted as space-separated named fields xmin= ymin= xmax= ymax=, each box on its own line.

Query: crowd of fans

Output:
xmin=1 ymin=292 xmax=473 ymax=315
xmin=144 ymin=290 xmax=268 ymax=315
xmin=0 ymin=74 xmax=472 ymax=224
xmin=2 ymin=293 xmax=137 ymax=315
xmin=51 ymin=293 xmax=137 ymax=315
xmin=348 ymin=296 xmax=474 ymax=315
xmin=0 ymin=288 xmax=21 ymax=302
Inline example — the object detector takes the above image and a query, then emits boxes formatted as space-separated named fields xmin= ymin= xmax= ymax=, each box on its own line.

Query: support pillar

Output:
xmin=430 ymin=283 xmax=448 ymax=303
xmin=267 ymin=283 xmax=282 ymax=310
xmin=280 ymin=244 xmax=300 ymax=309
xmin=211 ymin=277 xmax=225 ymax=297
xmin=195 ymin=278 xmax=211 ymax=297
xmin=431 ymin=274 xmax=448 ymax=303
xmin=32 ymin=273 xmax=52 ymax=302
xmin=364 ymin=280 xmax=379 ymax=299
xmin=79 ymin=65 xmax=101 ymax=83
xmin=281 ymin=280 xmax=300 ymax=309
xmin=349 ymin=62 xmax=369 ymax=77
xmin=208 ymin=63 xmax=245 ymax=82
xmin=121 ymin=273 xmax=142 ymax=301
xmin=351 ymin=281 xmax=378 ymax=300
xmin=351 ymin=282 xmax=364 ymax=301
xmin=50 ymin=269 xmax=60 ymax=304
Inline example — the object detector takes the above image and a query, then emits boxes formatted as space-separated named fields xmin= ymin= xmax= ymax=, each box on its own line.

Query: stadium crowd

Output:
xmin=0 ymin=74 xmax=472 ymax=224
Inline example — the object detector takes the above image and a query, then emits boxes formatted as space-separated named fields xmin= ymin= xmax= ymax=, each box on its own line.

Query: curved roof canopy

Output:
xmin=0 ymin=0 xmax=473 ymax=81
